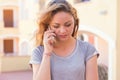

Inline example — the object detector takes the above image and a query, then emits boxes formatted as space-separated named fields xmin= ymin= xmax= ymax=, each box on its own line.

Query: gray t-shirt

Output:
xmin=29 ymin=39 xmax=99 ymax=80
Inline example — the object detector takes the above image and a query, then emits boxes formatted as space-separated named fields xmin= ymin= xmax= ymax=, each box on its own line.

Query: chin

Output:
xmin=57 ymin=35 xmax=72 ymax=41
xmin=59 ymin=37 xmax=69 ymax=42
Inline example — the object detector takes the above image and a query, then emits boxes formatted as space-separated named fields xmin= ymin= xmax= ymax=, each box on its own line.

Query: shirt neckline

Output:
xmin=52 ymin=39 xmax=78 ymax=59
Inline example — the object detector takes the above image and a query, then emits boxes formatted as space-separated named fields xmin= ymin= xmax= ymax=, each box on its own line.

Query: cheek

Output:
xmin=54 ymin=30 xmax=59 ymax=36
xmin=69 ymin=26 xmax=74 ymax=34
xmin=53 ymin=26 xmax=74 ymax=35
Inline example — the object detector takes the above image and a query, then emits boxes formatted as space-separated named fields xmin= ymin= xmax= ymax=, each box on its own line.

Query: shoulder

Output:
xmin=29 ymin=46 xmax=44 ymax=64
xmin=33 ymin=45 xmax=44 ymax=51
xmin=77 ymin=39 xmax=93 ymax=48
xmin=32 ymin=46 xmax=44 ymax=56
xmin=76 ymin=39 xmax=99 ymax=61
xmin=76 ymin=39 xmax=96 ymax=54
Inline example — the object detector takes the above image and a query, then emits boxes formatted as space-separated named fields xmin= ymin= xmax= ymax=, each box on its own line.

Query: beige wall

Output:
xmin=0 ymin=56 xmax=31 ymax=72
xmin=97 ymin=37 xmax=108 ymax=65
xmin=74 ymin=1 xmax=116 ymax=40
xmin=0 ymin=0 xmax=33 ymax=73
xmin=117 ymin=0 xmax=120 ymax=79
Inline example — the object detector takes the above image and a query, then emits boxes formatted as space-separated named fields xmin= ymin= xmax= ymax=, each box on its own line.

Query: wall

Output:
xmin=97 ymin=37 xmax=108 ymax=65
xmin=0 ymin=56 xmax=31 ymax=72
xmin=116 ymin=0 xmax=120 ymax=79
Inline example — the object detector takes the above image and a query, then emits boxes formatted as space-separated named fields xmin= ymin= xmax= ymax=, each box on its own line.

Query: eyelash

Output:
xmin=53 ymin=26 xmax=59 ymax=28
xmin=65 ymin=24 xmax=71 ymax=27
xmin=53 ymin=24 xmax=71 ymax=28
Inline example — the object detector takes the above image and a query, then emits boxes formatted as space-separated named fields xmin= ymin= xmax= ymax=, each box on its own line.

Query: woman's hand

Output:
xmin=43 ymin=29 xmax=56 ymax=56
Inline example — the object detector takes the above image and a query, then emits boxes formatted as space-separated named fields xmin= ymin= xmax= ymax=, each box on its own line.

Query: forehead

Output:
xmin=51 ymin=11 xmax=74 ymax=23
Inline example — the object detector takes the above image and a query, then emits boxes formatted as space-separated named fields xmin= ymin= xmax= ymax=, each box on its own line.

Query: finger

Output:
xmin=45 ymin=32 xmax=56 ymax=39
xmin=46 ymin=29 xmax=55 ymax=33
xmin=44 ymin=35 xmax=54 ymax=42
xmin=49 ymin=37 xmax=56 ymax=45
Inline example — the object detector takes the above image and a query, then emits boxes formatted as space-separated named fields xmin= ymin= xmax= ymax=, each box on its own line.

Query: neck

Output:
xmin=53 ymin=37 xmax=76 ymax=57
xmin=53 ymin=37 xmax=75 ymax=48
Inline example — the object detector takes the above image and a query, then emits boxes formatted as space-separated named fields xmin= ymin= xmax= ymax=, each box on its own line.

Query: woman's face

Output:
xmin=50 ymin=11 xmax=75 ymax=42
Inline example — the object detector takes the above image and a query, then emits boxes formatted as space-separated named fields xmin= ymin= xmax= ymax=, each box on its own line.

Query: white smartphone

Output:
xmin=49 ymin=27 xmax=56 ymax=44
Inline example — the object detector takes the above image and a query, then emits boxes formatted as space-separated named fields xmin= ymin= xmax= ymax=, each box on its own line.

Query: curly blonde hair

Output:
xmin=36 ymin=1 xmax=79 ymax=46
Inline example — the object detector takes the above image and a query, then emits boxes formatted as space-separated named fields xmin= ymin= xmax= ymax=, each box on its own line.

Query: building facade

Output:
xmin=0 ymin=0 xmax=39 ymax=72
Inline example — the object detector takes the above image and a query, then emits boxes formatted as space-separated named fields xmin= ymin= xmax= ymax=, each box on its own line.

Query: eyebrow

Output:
xmin=51 ymin=20 xmax=72 ymax=25
xmin=65 ymin=20 xmax=72 ymax=24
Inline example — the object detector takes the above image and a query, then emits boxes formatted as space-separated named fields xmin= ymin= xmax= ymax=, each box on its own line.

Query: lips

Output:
xmin=59 ymin=35 xmax=67 ymax=38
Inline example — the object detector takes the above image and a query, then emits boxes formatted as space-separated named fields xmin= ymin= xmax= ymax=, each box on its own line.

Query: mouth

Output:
xmin=59 ymin=35 xmax=67 ymax=38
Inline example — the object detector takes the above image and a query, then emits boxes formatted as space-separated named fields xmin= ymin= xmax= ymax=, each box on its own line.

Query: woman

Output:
xmin=29 ymin=0 xmax=99 ymax=80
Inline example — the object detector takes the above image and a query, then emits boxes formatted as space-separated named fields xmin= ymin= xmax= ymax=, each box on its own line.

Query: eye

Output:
xmin=52 ymin=25 xmax=59 ymax=28
xmin=65 ymin=23 xmax=71 ymax=27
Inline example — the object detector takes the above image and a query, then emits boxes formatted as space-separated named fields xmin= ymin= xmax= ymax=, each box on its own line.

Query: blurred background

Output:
xmin=0 ymin=0 xmax=119 ymax=80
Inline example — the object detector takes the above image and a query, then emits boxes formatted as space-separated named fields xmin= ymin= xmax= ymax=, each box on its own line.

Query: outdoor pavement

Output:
xmin=0 ymin=70 xmax=32 ymax=80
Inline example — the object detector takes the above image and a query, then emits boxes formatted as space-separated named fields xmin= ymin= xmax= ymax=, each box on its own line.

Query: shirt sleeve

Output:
xmin=29 ymin=46 xmax=44 ymax=65
xmin=85 ymin=43 xmax=99 ymax=62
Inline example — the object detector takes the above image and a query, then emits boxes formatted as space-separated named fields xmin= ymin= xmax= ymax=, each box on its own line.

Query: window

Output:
xmin=4 ymin=39 xmax=13 ymax=54
xmin=3 ymin=9 xmax=14 ymax=27
xmin=74 ymin=0 xmax=90 ymax=3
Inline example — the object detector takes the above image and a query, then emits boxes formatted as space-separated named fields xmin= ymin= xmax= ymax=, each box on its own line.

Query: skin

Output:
xmin=48 ymin=11 xmax=76 ymax=57
xmin=32 ymin=11 xmax=98 ymax=80
xmin=50 ymin=11 xmax=74 ymax=42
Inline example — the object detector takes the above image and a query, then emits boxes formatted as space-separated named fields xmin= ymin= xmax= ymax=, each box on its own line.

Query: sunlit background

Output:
xmin=0 ymin=0 xmax=119 ymax=80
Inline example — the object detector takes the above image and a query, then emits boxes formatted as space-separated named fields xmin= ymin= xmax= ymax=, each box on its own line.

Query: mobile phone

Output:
xmin=49 ymin=27 xmax=56 ymax=44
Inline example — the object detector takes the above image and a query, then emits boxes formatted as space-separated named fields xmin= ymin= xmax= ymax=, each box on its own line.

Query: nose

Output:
xmin=59 ymin=27 xmax=66 ymax=34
